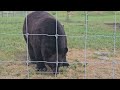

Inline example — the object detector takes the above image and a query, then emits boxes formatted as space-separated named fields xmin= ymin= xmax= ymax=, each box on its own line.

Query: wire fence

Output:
xmin=0 ymin=11 xmax=120 ymax=79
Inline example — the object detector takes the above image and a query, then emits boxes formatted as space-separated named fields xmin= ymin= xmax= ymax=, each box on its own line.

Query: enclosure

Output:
xmin=0 ymin=11 xmax=120 ymax=79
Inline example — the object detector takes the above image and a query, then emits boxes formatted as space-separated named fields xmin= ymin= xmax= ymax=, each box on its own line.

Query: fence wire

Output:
xmin=84 ymin=11 xmax=88 ymax=79
xmin=25 ymin=11 xmax=30 ymax=79
xmin=0 ymin=11 xmax=119 ymax=79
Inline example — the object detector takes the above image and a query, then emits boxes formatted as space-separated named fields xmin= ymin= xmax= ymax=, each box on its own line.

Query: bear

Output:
xmin=23 ymin=11 xmax=69 ymax=74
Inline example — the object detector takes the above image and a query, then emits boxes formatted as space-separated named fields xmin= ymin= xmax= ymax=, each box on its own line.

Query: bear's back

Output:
xmin=24 ymin=11 xmax=64 ymax=36
xmin=26 ymin=11 xmax=55 ymax=34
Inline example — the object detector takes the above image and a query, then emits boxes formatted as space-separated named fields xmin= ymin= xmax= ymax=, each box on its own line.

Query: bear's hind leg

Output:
xmin=28 ymin=43 xmax=36 ymax=64
xmin=34 ymin=48 xmax=47 ymax=72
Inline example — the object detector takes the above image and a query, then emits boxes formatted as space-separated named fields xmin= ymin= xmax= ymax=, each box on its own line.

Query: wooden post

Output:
xmin=66 ymin=11 xmax=70 ymax=22
xmin=2 ymin=11 xmax=3 ymax=17
xmin=7 ymin=11 xmax=8 ymax=17
xmin=13 ymin=11 xmax=15 ymax=17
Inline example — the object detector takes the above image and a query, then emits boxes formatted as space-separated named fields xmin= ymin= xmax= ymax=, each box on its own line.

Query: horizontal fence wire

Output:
xmin=0 ymin=33 xmax=120 ymax=38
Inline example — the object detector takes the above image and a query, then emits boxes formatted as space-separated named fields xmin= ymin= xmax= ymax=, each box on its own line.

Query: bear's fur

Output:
xmin=23 ymin=11 xmax=69 ymax=74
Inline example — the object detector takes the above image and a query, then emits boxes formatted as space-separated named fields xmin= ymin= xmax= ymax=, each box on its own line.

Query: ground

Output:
xmin=0 ymin=48 xmax=120 ymax=79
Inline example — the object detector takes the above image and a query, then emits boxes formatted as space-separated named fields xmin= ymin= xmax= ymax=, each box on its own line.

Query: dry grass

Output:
xmin=0 ymin=48 xmax=120 ymax=79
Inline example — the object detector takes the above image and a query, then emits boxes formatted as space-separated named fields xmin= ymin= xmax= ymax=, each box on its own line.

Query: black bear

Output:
xmin=23 ymin=11 xmax=69 ymax=74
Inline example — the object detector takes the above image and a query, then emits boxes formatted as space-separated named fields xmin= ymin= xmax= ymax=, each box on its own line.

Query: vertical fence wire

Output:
xmin=25 ymin=11 xmax=30 ymax=79
xmin=112 ymin=11 xmax=117 ymax=79
xmin=112 ymin=61 xmax=115 ymax=79
xmin=55 ymin=11 xmax=59 ymax=77
xmin=114 ymin=11 xmax=117 ymax=56
xmin=84 ymin=11 xmax=88 ymax=79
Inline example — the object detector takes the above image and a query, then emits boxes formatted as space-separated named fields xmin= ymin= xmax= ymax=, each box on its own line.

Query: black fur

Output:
xmin=23 ymin=11 xmax=69 ymax=74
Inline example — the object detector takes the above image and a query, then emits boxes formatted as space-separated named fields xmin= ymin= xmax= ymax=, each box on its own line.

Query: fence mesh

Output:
xmin=0 ymin=11 xmax=120 ymax=79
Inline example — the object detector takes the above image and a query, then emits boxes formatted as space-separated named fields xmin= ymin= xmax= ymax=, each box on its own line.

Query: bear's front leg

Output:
xmin=36 ymin=62 xmax=47 ymax=72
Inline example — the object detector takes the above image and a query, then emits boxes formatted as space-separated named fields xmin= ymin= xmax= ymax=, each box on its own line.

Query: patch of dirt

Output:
xmin=0 ymin=62 xmax=27 ymax=79
xmin=64 ymin=20 xmax=82 ymax=23
xmin=104 ymin=23 xmax=120 ymax=28
xmin=14 ymin=51 xmax=27 ymax=61
xmin=68 ymin=48 xmax=120 ymax=62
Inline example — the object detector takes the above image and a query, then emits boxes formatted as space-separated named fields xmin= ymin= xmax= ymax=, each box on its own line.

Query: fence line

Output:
xmin=1 ymin=60 xmax=120 ymax=64
xmin=25 ymin=11 xmax=30 ymax=79
xmin=0 ymin=11 xmax=120 ymax=79
xmin=84 ymin=11 xmax=88 ymax=79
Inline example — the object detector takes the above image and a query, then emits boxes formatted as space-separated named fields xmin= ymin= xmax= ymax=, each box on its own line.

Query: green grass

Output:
xmin=0 ymin=11 xmax=120 ymax=61
xmin=0 ymin=34 xmax=26 ymax=61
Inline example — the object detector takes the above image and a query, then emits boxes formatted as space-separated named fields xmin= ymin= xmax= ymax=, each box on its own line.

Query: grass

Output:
xmin=0 ymin=11 xmax=120 ymax=79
